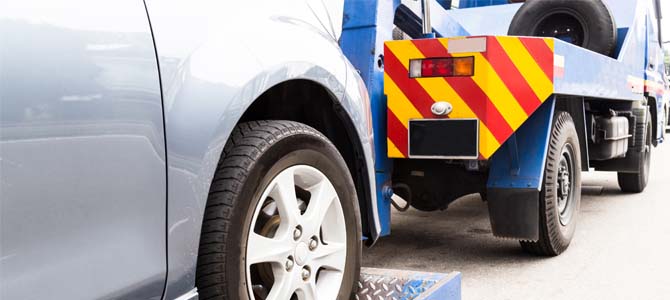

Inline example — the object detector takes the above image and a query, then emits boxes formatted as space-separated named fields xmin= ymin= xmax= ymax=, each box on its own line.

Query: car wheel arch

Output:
xmin=231 ymin=78 xmax=378 ymax=244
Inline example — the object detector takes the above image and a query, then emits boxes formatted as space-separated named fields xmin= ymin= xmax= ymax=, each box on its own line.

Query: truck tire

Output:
xmin=665 ymin=104 xmax=669 ymax=132
xmin=508 ymin=0 xmax=617 ymax=56
xmin=617 ymin=113 xmax=652 ymax=193
xmin=196 ymin=121 xmax=361 ymax=300
xmin=520 ymin=112 xmax=581 ymax=256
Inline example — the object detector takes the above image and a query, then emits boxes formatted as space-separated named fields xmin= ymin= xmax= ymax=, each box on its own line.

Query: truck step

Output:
xmin=356 ymin=268 xmax=461 ymax=300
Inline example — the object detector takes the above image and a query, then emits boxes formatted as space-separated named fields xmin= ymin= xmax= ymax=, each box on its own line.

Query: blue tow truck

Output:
xmin=344 ymin=0 xmax=667 ymax=298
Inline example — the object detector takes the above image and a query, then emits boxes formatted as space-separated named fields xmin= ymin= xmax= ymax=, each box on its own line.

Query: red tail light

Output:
xmin=409 ymin=57 xmax=474 ymax=78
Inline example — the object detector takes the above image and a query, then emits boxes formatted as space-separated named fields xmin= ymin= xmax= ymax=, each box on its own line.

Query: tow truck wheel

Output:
xmin=196 ymin=121 xmax=361 ymax=300
xmin=617 ymin=113 xmax=652 ymax=193
xmin=665 ymin=105 xmax=669 ymax=133
xmin=520 ymin=112 xmax=581 ymax=256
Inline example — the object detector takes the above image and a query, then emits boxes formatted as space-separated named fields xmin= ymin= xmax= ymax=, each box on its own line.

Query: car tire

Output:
xmin=617 ymin=112 xmax=652 ymax=193
xmin=520 ymin=112 xmax=581 ymax=256
xmin=508 ymin=0 xmax=617 ymax=56
xmin=195 ymin=120 xmax=361 ymax=300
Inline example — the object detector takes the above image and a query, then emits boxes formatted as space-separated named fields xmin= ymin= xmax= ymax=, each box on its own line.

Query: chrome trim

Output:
xmin=421 ymin=0 xmax=432 ymax=36
xmin=172 ymin=288 xmax=198 ymax=300
xmin=407 ymin=118 xmax=480 ymax=160
xmin=430 ymin=101 xmax=453 ymax=116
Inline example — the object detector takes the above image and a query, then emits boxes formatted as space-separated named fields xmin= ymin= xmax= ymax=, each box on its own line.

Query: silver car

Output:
xmin=0 ymin=1 xmax=378 ymax=299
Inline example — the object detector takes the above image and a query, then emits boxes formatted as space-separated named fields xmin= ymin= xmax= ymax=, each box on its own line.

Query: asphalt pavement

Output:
xmin=363 ymin=134 xmax=670 ymax=300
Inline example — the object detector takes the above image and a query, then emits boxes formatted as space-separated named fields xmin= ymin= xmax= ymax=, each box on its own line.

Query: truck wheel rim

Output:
xmin=246 ymin=165 xmax=347 ymax=300
xmin=534 ymin=12 xmax=586 ymax=46
xmin=557 ymin=144 xmax=576 ymax=226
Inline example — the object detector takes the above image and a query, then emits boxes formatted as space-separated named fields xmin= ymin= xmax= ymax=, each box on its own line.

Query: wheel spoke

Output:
xmin=247 ymin=233 xmax=293 ymax=265
xmin=296 ymin=281 xmax=318 ymax=300
xmin=311 ymin=241 xmax=346 ymax=272
xmin=266 ymin=272 xmax=297 ymax=300
xmin=271 ymin=169 xmax=301 ymax=230
xmin=304 ymin=179 xmax=337 ymax=233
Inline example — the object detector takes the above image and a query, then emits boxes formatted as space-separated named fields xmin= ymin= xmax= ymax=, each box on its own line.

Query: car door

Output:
xmin=0 ymin=0 xmax=167 ymax=299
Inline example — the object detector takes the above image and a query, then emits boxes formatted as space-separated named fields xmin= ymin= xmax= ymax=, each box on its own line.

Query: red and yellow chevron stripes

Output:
xmin=384 ymin=36 xmax=555 ymax=159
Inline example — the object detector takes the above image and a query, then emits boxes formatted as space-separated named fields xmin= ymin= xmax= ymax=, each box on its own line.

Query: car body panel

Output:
xmin=0 ymin=0 xmax=167 ymax=299
xmin=143 ymin=0 xmax=377 ymax=298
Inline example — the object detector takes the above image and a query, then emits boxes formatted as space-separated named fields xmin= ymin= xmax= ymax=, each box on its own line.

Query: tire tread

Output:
xmin=195 ymin=121 xmax=327 ymax=300
xmin=520 ymin=112 xmax=580 ymax=256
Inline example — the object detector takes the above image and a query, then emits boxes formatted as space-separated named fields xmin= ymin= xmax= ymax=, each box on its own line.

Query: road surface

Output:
xmin=363 ymin=135 xmax=670 ymax=300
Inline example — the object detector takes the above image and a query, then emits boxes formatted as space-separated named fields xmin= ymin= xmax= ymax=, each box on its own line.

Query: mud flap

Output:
xmin=487 ymin=188 xmax=539 ymax=240
xmin=485 ymin=98 xmax=555 ymax=241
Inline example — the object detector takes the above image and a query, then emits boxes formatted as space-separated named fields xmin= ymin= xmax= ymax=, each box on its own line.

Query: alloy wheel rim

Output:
xmin=246 ymin=165 xmax=347 ymax=300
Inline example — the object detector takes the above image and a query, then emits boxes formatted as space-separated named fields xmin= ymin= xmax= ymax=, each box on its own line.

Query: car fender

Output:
xmin=144 ymin=1 xmax=376 ymax=298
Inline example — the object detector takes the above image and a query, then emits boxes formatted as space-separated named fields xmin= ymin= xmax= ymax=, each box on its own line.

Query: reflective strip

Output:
xmin=384 ymin=73 xmax=423 ymax=127
xmin=384 ymin=36 xmax=555 ymax=159
xmin=387 ymin=137 xmax=404 ymax=158
xmin=412 ymin=39 xmax=513 ymax=141
xmin=497 ymin=37 xmax=553 ymax=102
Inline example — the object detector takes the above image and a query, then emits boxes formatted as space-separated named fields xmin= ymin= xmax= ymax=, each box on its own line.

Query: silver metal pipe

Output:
xmin=421 ymin=0 xmax=432 ymax=36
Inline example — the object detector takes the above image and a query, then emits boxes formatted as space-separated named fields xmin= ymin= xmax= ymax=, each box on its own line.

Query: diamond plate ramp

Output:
xmin=355 ymin=268 xmax=461 ymax=300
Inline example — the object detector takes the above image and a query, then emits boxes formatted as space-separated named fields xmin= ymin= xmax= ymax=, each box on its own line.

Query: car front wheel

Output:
xmin=196 ymin=120 xmax=361 ymax=300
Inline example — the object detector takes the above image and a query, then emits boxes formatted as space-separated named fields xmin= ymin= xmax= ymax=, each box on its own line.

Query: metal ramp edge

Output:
xmin=355 ymin=267 xmax=461 ymax=300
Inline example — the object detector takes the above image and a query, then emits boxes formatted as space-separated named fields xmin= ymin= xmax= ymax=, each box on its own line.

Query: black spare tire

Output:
xmin=508 ymin=0 xmax=617 ymax=57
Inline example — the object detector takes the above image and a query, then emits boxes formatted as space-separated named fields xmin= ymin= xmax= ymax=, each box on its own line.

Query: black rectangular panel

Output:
xmin=408 ymin=119 xmax=479 ymax=158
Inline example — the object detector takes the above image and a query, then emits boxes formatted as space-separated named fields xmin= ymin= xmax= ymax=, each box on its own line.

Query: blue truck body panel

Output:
xmin=488 ymin=97 xmax=556 ymax=190
xmin=341 ymin=0 xmax=401 ymax=237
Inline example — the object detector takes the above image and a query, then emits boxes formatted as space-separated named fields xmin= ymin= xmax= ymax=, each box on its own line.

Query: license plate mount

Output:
xmin=408 ymin=119 xmax=479 ymax=159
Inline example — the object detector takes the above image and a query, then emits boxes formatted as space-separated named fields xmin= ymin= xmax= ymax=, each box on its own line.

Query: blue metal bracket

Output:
xmin=341 ymin=0 xmax=401 ymax=238
xmin=458 ymin=0 xmax=509 ymax=8
xmin=487 ymin=97 xmax=556 ymax=190
xmin=435 ymin=0 xmax=452 ymax=10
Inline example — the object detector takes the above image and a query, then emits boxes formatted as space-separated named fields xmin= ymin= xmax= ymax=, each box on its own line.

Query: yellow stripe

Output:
xmin=472 ymin=52 xmax=528 ymax=130
xmin=387 ymin=138 xmax=404 ymax=158
xmin=496 ymin=37 xmax=553 ymax=102
xmin=439 ymin=51 xmax=527 ymax=129
xmin=437 ymin=39 xmax=527 ymax=129
xmin=544 ymin=38 xmax=554 ymax=53
xmin=384 ymin=73 xmax=422 ymax=128
xmin=479 ymin=124 xmax=500 ymax=159
xmin=386 ymin=40 xmax=416 ymax=70
xmin=385 ymin=40 xmax=501 ymax=158
xmin=386 ymin=41 xmax=473 ymax=119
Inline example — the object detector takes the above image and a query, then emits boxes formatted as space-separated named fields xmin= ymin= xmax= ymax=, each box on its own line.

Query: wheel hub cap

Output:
xmin=558 ymin=163 xmax=570 ymax=206
xmin=294 ymin=242 xmax=309 ymax=266
xmin=556 ymin=145 xmax=575 ymax=226
xmin=245 ymin=165 xmax=347 ymax=300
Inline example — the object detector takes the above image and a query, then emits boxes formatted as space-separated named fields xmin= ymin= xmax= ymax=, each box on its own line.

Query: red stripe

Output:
xmin=383 ymin=45 xmax=434 ymax=118
xmin=487 ymin=38 xmax=543 ymax=114
xmin=387 ymin=109 xmax=408 ymax=157
xmin=519 ymin=38 xmax=554 ymax=81
xmin=411 ymin=39 xmax=512 ymax=143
